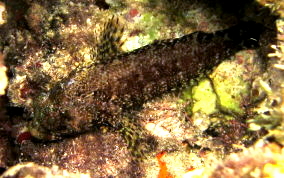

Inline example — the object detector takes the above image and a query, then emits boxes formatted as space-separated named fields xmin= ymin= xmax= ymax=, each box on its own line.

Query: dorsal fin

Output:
xmin=94 ymin=16 xmax=125 ymax=64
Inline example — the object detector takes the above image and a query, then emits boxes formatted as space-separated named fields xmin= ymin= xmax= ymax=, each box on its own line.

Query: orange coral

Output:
xmin=157 ymin=151 xmax=173 ymax=178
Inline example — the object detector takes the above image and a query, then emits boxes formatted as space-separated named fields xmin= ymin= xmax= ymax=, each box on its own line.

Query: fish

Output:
xmin=29 ymin=20 xmax=264 ymax=140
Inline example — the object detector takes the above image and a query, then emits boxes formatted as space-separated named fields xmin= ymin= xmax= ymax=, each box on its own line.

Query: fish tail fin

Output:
xmin=214 ymin=21 xmax=265 ymax=50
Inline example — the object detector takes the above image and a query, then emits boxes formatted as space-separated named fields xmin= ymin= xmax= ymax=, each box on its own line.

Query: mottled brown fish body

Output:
xmin=31 ymin=22 xmax=263 ymax=139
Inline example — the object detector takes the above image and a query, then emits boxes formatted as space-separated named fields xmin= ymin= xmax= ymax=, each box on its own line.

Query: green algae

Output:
xmin=210 ymin=59 xmax=251 ymax=115
xmin=139 ymin=13 xmax=164 ymax=45
xmin=181 ymin=52 xmax=254 ymax=118
xmin=192 ymin=79 xmax=217 ymax=115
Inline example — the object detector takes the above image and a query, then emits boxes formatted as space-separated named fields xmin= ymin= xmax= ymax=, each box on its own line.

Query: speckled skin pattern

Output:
xmin=30 ymin=22 xmax=264 ymax=139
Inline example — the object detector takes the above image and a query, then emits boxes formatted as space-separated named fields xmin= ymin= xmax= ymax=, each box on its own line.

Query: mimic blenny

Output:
xmin=29 ymin=21 xmax=264 ymax=140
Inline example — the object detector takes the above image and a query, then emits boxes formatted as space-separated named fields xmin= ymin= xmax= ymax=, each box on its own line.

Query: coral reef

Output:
xmin=1 ymin=162 xmax=91 ymax=178
xmin=0 ymin=133 xmax=13 ymax=171
xmin=0 ymin=0 xmax=283 ymax=177
xmin=19 ymin=131 xmax=141 ymax=177
xmin=209 ymin=141 xmax=284 ymax=178
xmin=0 ymin=54 xmax=7 ymax=96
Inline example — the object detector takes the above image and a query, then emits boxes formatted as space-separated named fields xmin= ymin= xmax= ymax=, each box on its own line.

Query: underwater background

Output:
xmin=0 ymin=0 xmax=284 ymax=177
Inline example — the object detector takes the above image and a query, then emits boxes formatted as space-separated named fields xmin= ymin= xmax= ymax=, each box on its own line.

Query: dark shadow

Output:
xmin=145 ymin=0 xmax=278 ymax=68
